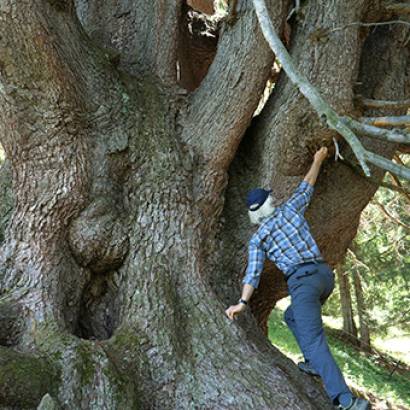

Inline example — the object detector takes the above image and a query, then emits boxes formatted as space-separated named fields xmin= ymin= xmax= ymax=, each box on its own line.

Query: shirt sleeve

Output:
xmin=286 ymin=180 xmax=314 ymax=214
xmin=242 ymin=240 xmax=265 ymax=289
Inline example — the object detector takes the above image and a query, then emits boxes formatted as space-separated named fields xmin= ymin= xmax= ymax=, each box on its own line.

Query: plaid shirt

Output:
xmin=242 ymin=180 xmax=322 ymax=288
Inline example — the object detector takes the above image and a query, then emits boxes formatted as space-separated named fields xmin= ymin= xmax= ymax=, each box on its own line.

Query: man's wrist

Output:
xmin=239 ymin=298 xmax=248 ymax=306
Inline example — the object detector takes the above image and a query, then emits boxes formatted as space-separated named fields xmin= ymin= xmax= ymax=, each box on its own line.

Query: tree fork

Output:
xmin=252 ymin=0 xmax=410 ymax=180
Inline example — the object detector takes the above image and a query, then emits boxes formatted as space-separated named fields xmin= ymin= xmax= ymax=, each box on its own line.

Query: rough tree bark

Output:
xmin=0 ymin=0 xmax=409 ymax=409
xmin=336 ymin=269 xmax=358 ymax=344
xmin=353 ymin=270 xmax=372 ymax=353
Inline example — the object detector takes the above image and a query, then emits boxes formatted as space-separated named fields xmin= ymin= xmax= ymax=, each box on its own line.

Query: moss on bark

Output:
xmin=0 ymin=346 xmax=59 ymax=409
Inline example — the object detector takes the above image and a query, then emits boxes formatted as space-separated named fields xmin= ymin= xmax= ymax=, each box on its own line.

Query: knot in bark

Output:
xmin=68 ymin=197 xmax=129 ymax=273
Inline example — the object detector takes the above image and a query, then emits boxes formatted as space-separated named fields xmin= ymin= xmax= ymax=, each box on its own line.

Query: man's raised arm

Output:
xmin=304 ymin=147 xmax=328 ymax=187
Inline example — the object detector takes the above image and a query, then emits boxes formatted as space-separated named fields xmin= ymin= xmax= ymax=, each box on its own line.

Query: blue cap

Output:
xmin=246 ymin=188 xmax=272 ymax=211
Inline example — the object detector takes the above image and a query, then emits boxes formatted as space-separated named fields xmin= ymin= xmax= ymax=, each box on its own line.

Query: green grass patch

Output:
xmin=268 ymin=309 xmax=410 ymax=408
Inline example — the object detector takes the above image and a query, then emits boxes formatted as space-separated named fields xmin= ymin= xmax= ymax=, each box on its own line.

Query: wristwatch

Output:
xmin=239 ymin=298 xmax=248 ymax=306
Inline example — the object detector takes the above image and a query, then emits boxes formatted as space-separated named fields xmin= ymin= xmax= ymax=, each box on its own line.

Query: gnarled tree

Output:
xmin=0 ymin=0 xmax=409 ymax=408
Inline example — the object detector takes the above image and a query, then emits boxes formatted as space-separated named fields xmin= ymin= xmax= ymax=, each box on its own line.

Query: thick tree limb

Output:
xmin=252 ymin=0 xmax=410 ymax=181
xmin=252 ymin=0 xmax=371 ymax=176
xmin=355 ymin=97 xmax=410 ymax=110
xmin=181 ymin=0 xmax=287 ymax=170
xmin=341 ymin=117 xmax=410 ymax=144
xmin=360 ymin=115 xmax=410 ymax=127
xmin=74 ymin=0 xmax=183 ymax=83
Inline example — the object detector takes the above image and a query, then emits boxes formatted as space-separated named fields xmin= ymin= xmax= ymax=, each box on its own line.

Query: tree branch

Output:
xmin=373 ymin=201 xmax=410 ymax=231
xmin=360 ymin=115 xmax=410 ymax=127
xmin=355 ymin=97 xmax=410 ymax=110
xmin=364 ymin=151 xmax=410 ymax=180
xmin=347 ymin=248 xmax=370 ymax=272
xmin=252 ymin=0 xmax=410 ymax=181
xmin=252 ymin=0 xmax=371 ymax=176
xmin=388 ymin=171 xmax=410 ymax=203
xmin=181 ymin=0 xmax=287 ymax=170
xmin=328 ymin=19 xmax=410 ymax=32
xmin=341 ymin=117 xmax=410 ymax=144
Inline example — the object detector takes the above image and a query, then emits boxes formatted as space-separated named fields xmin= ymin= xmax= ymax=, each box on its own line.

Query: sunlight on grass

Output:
xmin=373 ymin=333 xmax=410 ymax=365
xmin=268 ymin=308 xmax=410 ymax=408
xmin=276 ymin=297 xmax=410 ymax=365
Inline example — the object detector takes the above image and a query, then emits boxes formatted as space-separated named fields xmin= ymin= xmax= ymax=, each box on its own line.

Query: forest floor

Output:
xmin=268 ymin=307 xmax=410 ymax=410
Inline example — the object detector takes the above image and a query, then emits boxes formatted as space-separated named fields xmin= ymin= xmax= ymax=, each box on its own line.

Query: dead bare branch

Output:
xmin=355 ymin=97 xmax=410 ymax=110
xmin=364 ymin=151 xmax=410 ymax=180
xmin=252 ymin=0 xmax=410 ymax=181
xmin=360 ymin=115 xmax=410 ymax=128
xmin=328 ymin=20 xmax=410 ymax=33
xmin=252 ymin=0 xmax=371 ymax=176
xmin=341 ymin=117 xmax=410 ymax=144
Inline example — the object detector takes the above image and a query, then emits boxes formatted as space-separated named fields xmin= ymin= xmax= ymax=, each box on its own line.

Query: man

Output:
xmin=225 ymin=147 xmax=370 ymax=410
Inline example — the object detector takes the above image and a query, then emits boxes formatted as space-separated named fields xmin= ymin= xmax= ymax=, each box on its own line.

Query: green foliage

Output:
xmin=323 ymin=155 xmax=410 ymax=334
xmin=268 ymin=309 xmax=410 ymax=408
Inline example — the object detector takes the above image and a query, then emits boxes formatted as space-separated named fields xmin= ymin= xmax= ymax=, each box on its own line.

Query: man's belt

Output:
xmin=285 ymin=259 xmax=325 ymax=282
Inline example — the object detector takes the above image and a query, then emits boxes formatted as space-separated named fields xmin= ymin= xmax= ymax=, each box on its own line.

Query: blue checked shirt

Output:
xmin=242 ymin=180 xmax=322 ymax=288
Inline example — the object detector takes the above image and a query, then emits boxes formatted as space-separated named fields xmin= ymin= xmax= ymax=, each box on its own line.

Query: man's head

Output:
xmin=246 ymin=188 xmax=275 ymax=225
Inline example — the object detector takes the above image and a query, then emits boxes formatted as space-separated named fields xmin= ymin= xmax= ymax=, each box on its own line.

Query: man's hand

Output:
xmin=225 ymin=303 xmax=246 ymax=320
xmin=314 ymin=147 xmax=328 ymax=163
xmin=304 ymin=146 xmax=328 ymax=186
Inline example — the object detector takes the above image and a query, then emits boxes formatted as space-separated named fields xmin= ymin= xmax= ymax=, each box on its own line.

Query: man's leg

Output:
xmin=284 ymin=306 xmax=319 ymax=375
xmin=290 ymin=280 xmax=352 ymax=405
xmin=284 ymin=305 xmax=299 ymax=342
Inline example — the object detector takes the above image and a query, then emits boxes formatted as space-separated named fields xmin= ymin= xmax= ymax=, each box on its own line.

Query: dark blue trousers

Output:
xmin=284 ymin=262 xmax=352 ymax=404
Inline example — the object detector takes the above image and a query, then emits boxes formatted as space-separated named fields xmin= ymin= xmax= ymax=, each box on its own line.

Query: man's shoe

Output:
xmin=297 ymin=361 xmax=320 ymax=376
xmin=339 ymin=397 xmax=370 ymax=410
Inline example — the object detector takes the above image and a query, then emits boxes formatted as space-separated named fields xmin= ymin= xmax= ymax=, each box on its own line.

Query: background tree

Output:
xmin=0 ymin=0 xmax=409 ymax=408
xmin=335 ymin=267 xmax=358 ymax=343
xmin=323 ymin=159 xmax=410 ymax=354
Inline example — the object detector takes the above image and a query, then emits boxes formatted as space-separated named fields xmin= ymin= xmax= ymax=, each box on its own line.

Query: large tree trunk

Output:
xmin=0 ymin=0 xmax=409 ymax=408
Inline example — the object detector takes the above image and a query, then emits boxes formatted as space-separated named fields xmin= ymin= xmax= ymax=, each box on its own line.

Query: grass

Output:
xmin=268 ymin=308 xmax=410 ymax=409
